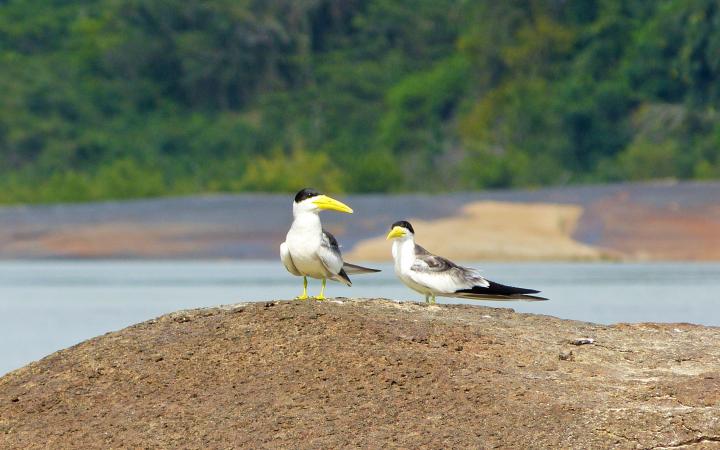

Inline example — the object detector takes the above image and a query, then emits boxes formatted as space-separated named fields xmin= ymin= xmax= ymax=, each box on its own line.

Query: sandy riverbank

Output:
xmin=1 ymin=182 xmax=720 ymax=260
xmin=346 ymin=201 xmax=609 ymax=261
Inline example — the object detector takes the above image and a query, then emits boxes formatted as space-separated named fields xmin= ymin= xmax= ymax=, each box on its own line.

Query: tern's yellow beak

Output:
xmin=386 ymin=226 xmax=406 ymax=240
xmin=312 ymin=195 xmax=353 ymax=213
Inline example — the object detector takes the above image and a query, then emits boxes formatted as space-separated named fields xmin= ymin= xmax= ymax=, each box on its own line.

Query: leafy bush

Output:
xmin=1 ymin=0 xmax=719 ymax=203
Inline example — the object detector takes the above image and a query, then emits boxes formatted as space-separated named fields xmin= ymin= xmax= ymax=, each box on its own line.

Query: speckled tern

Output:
xmin=281 ymin=188 xmax=380 ymax=300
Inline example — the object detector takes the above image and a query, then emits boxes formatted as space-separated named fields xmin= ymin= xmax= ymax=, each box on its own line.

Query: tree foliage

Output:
xmin=0 ymin=0 xmax=719 ymax=203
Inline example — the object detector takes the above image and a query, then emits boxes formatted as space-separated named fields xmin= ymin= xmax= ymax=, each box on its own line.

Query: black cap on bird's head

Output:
xmin=292 ymin=187 xmax=353 ymax=214
xmin=391 ymin=220 xmax=414 ymax=233
xmin=387 ymin=220 xmax=414 ymax=239
xmin=294 ymin=188 xmax=321 ymax=203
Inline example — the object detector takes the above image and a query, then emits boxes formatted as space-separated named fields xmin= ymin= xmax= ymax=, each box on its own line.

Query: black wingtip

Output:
xmin=455 ymin=292 xmax=549 ymax=301
xmin=522 ymin=294 xmax=549 ymax=301
xmin=337 ymin=268 xmax=352 ymax=286
xmin=342 ymin=262 xmax=381 ymax=274
xmin=456 ymin=280 xmax=542 ymax=297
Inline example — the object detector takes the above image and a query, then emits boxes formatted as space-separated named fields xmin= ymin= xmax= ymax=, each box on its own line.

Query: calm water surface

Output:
xmin=1 ymin=261 xmax=719 ymax=375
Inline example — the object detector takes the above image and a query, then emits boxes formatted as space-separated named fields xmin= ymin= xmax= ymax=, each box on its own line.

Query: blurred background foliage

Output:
xmin=1 ymin=0 xmax=720 ymax=202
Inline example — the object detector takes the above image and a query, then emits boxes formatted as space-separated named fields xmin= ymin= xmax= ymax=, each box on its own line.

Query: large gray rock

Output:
xmin=1 ymin=299 xmax=718 ymax=448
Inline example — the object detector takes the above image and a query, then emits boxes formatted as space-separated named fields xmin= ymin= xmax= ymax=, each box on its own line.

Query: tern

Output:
xmin=386 ymin=220 xmax=547 ymax=304
xmin=281 ymin=188 xmax=380 ymax=300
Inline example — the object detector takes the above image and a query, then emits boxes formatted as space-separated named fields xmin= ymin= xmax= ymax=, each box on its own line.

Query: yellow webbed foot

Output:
xmin=313 ymin=278 xmax=327 ymax=301
xmin=295 ymin=276 xmax=309 ymax=300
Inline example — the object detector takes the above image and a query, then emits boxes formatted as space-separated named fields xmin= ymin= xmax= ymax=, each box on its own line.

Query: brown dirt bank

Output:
xmin=1 ymin=299 xmax=719 ymax=449
xmin=2 ymin=182 xmax=720 ymax=260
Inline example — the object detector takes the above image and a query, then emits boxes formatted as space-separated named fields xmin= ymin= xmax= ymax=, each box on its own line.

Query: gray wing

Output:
xmin=408 ymin=244 xmax=490 ymax=293
xmin=280 ymin=242 xmax=301 ymax=276
xmin=411 ymin=245 xmax=459 ymax=272
xmin=318 ymin=229 xmax=351 ymax=285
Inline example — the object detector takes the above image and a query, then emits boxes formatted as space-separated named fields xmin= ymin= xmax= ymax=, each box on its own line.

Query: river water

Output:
xmin=1 ymin=260 xmax=718 ymax=375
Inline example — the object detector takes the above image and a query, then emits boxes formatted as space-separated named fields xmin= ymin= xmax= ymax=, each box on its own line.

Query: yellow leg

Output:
xmin=314 ymin=279 xmax=326 ymax=300
xmin=429 ymin=294 xmax=436 ymax=305
xmin=295 ymin=276 xmax=309 ymax=300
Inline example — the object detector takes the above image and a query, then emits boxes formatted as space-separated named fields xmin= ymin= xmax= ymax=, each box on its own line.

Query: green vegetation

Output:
xmin=1 ymin=0 xmax=720 ymax=202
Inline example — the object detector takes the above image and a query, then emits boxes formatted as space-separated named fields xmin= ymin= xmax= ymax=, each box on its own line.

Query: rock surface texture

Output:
xmin=1 ymin=299 xmax=719 ymax=449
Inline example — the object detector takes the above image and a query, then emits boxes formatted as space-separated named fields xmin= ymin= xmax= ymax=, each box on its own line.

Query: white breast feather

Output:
xmin=280 ymin=242 xmax=301 ymax=276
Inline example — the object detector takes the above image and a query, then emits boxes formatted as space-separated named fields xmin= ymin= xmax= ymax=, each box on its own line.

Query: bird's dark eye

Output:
xmin=295 ymin=188 xmax=321 ymax=203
